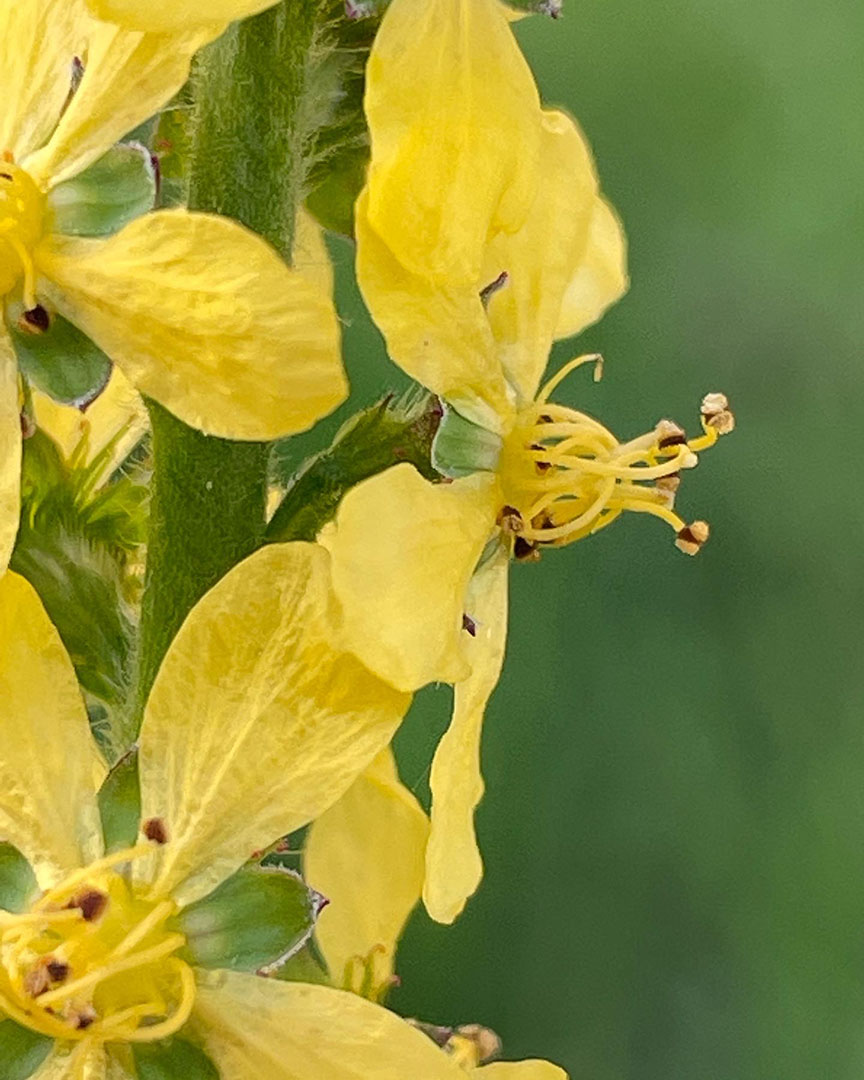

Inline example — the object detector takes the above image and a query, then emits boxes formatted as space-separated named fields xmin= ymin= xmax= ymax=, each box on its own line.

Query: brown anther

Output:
xmin=1 ymin=150 xmax=13 ymax=163
xmin=513 ymin=536 xmax=541 ymax=562
xmin=20 ymin=411 xmax=36 ymax=440
xmin=46 ymin=959 xmax=69 ymax=983
xmin=72 ymin=1005 xmax=97 ymax=1030
xmin=143 ymin=817 xmax=169 ymax=845
xmin=700 ymin=391 xmax=735 ymax=434
xmin=656 ymin=419 xmax=687 ymax=449
xmin=69 ymin=888 xmax=108 ymax=922
xmin=675 ymin=520 xmax=710 ymax=556
xmin=479 ymin=270 xmax=509 ymax=307
xmin=530 ymin=444 xmax=552 ymax=473
xmin=23 ymin=966 xmax=51 ymax=998
xmin=497 ymin=505 xmax=524 ymax=534
xmin=656 ymin=472 xmax=681 ymax=494
xmin=462 ymin=614 xmax=477 ymax=637
xmin=453 ymin=1024 xmax=502 ymax=1065
xmin=18 ymin=305 xmax=50 ymax=335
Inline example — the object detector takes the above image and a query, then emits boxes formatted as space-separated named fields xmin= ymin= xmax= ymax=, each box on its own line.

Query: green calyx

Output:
xmin=431 ymin=403 xmax=503 ymax=478
xmin=132 ymin=1038 xmax=220 ymax=1080
xmin=47 ymin=142 xmax=157 ymax=238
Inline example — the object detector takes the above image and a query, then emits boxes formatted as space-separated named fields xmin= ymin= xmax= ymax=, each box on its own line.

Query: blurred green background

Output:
xmin=293 ymin=2 xmax=864 ymax=1076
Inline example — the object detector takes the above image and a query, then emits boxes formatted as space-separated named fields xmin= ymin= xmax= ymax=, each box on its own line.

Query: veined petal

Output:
xmin=0 ymin=573 xmax=105 ymax=888
xmin=86 ymin=0 xmax=278 ymax=33
xmin=33 ymin=367 xmax=147 ymax=481
xmin=0 ymin=329 xmax=21 ymax=575
xmin=24 ymin=20 xmax=215 ymax=188
xmin=476 ymin=1063 xmax=568 ymax=1080
xmin=483 ymin=110 xmax=606 ymax=404
xmin=293 ymin=208 xmax=335 ymax=296
xmin=36 ymin=210 xmax=347 ymax=441
xmin=136 ymin=543 xmax=410 ymax=908
xmin=193 ymin=974 xmax=468 ymax=1079
xmin=356 ymin=193 xmax=511 ymax=433
xmin=304 ymin=748 xmax=429 ymax=995
xmin=364 ymin=0 xmax=541 ymax=286
xmin=319 ymin=463 xmax=499 ymax=694
xmin=424 ymin=548 xmax=510 ymax=924
xmin=553 ymin=195 xmax=629 ymax=342
xmin=0 ymin=0 xmax=85 ymax=161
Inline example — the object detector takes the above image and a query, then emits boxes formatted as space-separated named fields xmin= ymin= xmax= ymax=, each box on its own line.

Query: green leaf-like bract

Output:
xmin=175 ymin=865 xmax=323 ymax=973
xmin=47 ymin=142 xmax=157 ymax=237
xmin=132 ymin=1038 xmax=220 ymax=1080
xmin=10 ymin=308 xmax=111 ymax=407
xmin=0 ymin=843 xmax=38 ymax=914
xmin=98 ymin=749 xmax=142 ymax=853
xmin=0 ymin=1020 xmax=52 ymax=1080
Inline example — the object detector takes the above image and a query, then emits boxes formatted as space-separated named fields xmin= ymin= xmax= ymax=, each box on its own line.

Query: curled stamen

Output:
xmin=675 ymin=520 xmax=710 ymax=556
xmin=701 ymin=391 xmax=735 ymax=434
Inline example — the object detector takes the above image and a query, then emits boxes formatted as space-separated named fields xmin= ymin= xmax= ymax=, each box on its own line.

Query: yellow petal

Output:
xmin=0 ymin=329 xmax=21 ymax=575
xmin=483 ymin=110 xmax=608 ymax=403
xmin=193 ymin=973 xmax=468 ymax=1079
xmin=86 ymin=0 xmax=278 ymax=33
xmin=320 ymin=463 xmax=499 ymax=694
xmin=136 ymin=543 xmax=410 ymax=907
xmin=424 ymin=548 xmax=509 ymax=924
xmin=37 ymin=210 xmax=347 ymax=441
xmin=33 ymin=367 xmax=147 ymax=482
xmin=0 ymin=572 xmax=105 ymax=888
xmin=0 ymin=0 xmax=86 ymax=161
xmin=476 ymin=1063 xmax=568 ymax=1080
xmin=356 ymin=193 xmax=512 ymax=433
xmin=304 ymin=748 xmax=429 ymax=995
xmin=553 ymin=195 xmax=629 ymax=342
xmin=293 ymin=208 xmax=335 ymax=296
xmin=24 ymin=20 xmax=215 ymax=188
xmin=364 ymin=0 xmax=541 ymax=286
xmin=31 ymin=1043 xmax=131 ymax=1080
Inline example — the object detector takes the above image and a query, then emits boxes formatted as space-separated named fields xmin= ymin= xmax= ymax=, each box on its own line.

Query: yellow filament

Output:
xmin=110 ymin=899 xmax=176 ymax=961
xmin=35 ymin=843 xmax=155 ymax=911
xmin=536 ymin=353 xmax=604 ymax=403
xmin=122 ymin=959 xmax=196 ymax=1043
xmin=3 ymin=231 xmax=37 ymax=309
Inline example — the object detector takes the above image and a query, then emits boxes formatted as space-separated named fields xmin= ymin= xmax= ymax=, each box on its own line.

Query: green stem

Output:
xmin=133 ymin=1 xmax=321 ymax=726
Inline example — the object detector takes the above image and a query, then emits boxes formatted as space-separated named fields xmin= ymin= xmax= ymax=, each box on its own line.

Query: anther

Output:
xmin=701 ymin=392 xmax=735 ymax=434
xmin=18 ymin=304 xmax=50 ymax=335
xmin=71 ymin=1005 xmax=97 ymax=1030
xmin=531 ymin=444 xmax=552 ymax=473
xmin=462 ymin=614 xmax=477 ymax=637
xmin=497 ymin=505 xmax=524 ymax=534
xmin=513 ymin=536 xmax=541 ymax=562
xmin=675 ymin=520 xmax=710 ymax=556
xmin=656 ymin=420 xmax=687 ymax=449
xmin=143 ymin=817 xmax=169 ymax=845
xmin=479 ymin=270 xmax=509 ymax=307
xmin=453 ymin=1024 xmax=502 ymax=1065
xmin=68 ymin=888 xmax=108 ymax=923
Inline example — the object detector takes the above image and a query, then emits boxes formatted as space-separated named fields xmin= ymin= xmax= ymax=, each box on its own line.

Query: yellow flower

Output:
xmin=0 ymin=0 xmax=347 ymax=574
xmin=85 ymin=0 xmax=281 ymax=34
xmin=319 ymin=0 xmax=735 ymax=923
xmin=300 ymin=750 xmax=568 ymax=1079
xmin=0 ymin=541 xmax=411 ymax=1074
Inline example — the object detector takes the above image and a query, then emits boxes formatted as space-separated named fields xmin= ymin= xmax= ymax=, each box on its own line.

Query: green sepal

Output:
xmin=99 ymin=749 xmax=141 ymax=852
xmin=0 ymin=1020 xmax=52 ymax=1080
xmin=0 ymin=843 xmax=38 ymax=914
xmin=47 ymin=142 xmax=157 ymax=237
xmin=132 ymin=1038 xmax=219 ymax=1080
xmin=175 ymin=865 xmax=324 ymax=973
xmin=431 ymin=404 xmax=502 ymax=478
xmin=267 ymin=390 xmax=442 ymax=543
xmin=9 ymin=305 xmax=111 ymax=407
xmin=273 ymin=940 xmax=331 ymax=986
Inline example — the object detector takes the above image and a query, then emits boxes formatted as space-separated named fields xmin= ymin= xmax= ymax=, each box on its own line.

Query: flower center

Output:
xmin=0 ymin=153 xmax=45 ymax=306
xmin=0 ymin=844 xmax=195 ymax=1045
xmin=497 ymin=355 xmax=734 ymax=559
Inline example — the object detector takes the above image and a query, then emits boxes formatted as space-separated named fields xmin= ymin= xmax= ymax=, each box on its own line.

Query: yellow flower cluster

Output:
xmin=0 ymin=0 xmax=733 ymax=1076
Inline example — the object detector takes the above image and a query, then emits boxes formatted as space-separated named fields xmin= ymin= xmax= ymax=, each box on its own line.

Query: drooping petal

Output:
xmin=136 ymin=543 xmax=410 ymax=908
xmin=0 ymin=573 xmax=105 ymax=888
xmin=32 ymin=367 xmax=147 ymax=481
xmin=0 ymin=0 xmax=86 ymax=162
xmin=424 ymin=548 xmax=510 ymax=924
xmin=364 ymin=0 xmax=541 ymax=286
xmin=476 ymin=1062 xmax=568 ymax=1080
xmin=0 ymin=329 xmax=21 ymax=575
xmin=319 ymin=463 xmax=500 ymax=694
xmin=483 ymin=110 xmax=612 ymax=403
xmin=193 ymin=973 xmax=468 ymax=1079
xmin=355 ymin=194 xmax=512 ymax=433
xmin=553 ymin=196 xmax=629 ymax=342
xmin=24 ymin=20 xmax=216 ymax=188
xmin=36 ymin=210 xmax=347 ymax=440
xmin=304 ymin=749 xmax=429 ymax=996
xmin=86 ymin=0 xmax=278 ymax=33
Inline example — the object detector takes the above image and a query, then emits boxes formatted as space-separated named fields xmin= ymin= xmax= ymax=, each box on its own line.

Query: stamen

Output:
xmin=675 ymin=520 xmax=710 ymax=555
xmin=536 ymin=353 xmax=604 ymax=403
xmin=34 ymin=843 xmax=155 ymax=911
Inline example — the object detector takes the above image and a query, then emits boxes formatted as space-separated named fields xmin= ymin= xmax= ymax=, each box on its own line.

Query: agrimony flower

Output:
xmin=322 ymin=0 xmax=734 ymax=923
xmin=0 ymin=541 xmax=410 ymax=1076
xmin=0 ymin=0 xmax=347 ymax=573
